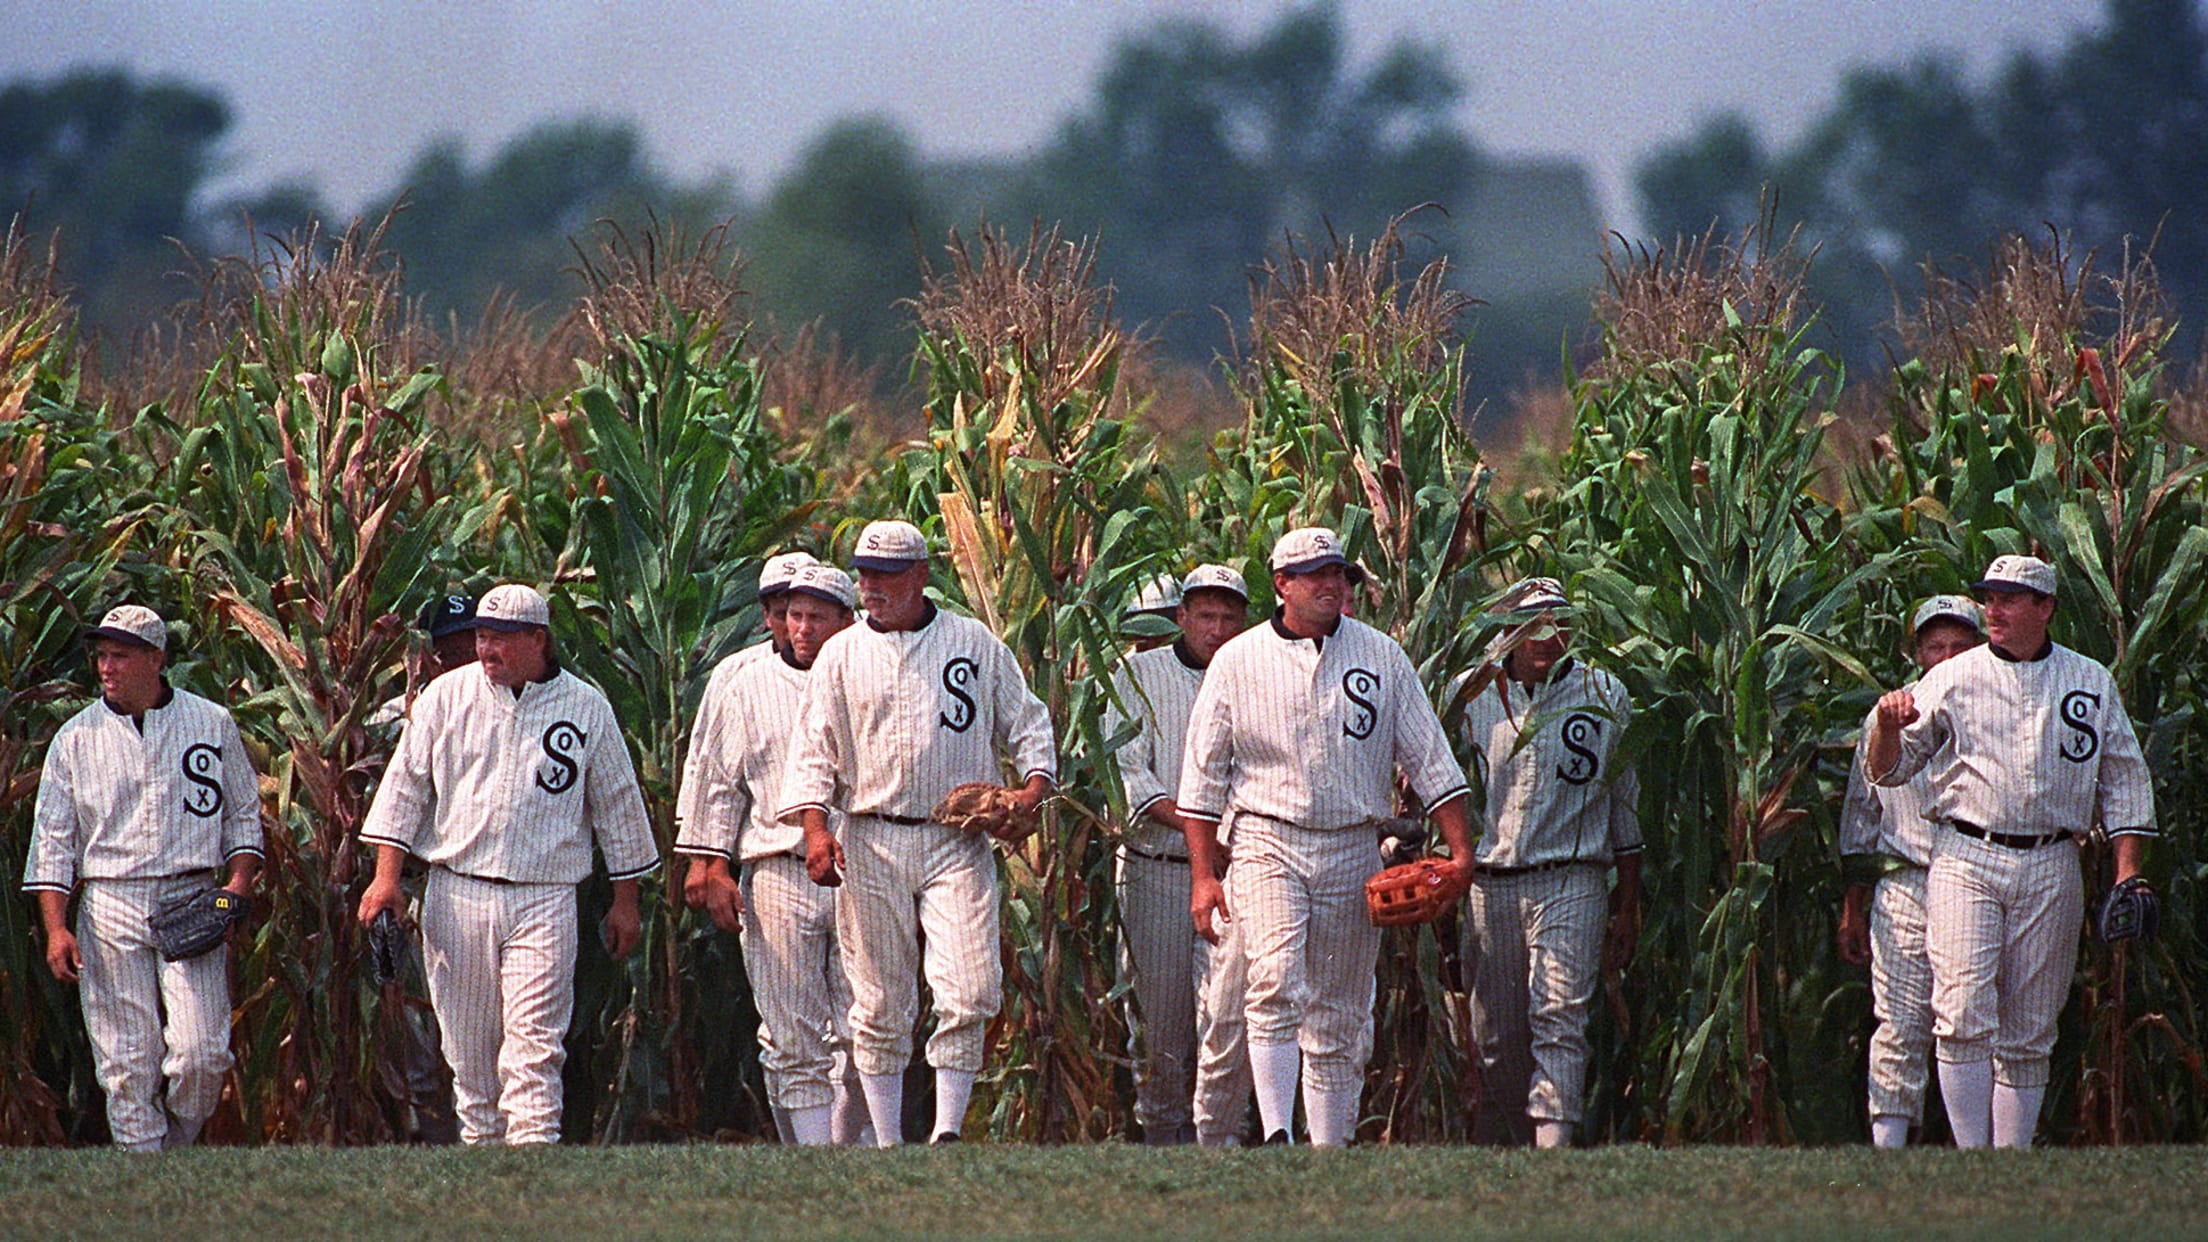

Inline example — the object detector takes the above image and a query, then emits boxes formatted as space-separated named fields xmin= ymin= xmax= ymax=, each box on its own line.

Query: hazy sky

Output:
xmin=6 ymin=0 xmax=2110 ymax=231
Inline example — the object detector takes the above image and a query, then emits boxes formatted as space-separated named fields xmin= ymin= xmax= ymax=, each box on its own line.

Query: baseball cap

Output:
xmin=1912 ymin=594 xmax=1983 ymax=634
xmin=787 ymin=563 xmax=859 ymax=610
xmin=416 ymin=594 xmax=478 ymax=638
xmin=759 ymin=551 xmax=819 ymax=600
xmin=1496 ymin=576 xmax=1569 ymax=613
xmin=475 ymin=583 xmax=551 ymax=631
xmin=1270 ymin=528 xmax=1353 ymax=577
xmin=1123 ymin=573 xmax=1183 ymax=618
xmin=1973 ymin=555 xmax=2057 ymax=597
xmin=850 ymin=520 xmax=928 ymax=571
xmin=86 ymin=604 xmax=167 ymax=652
xmin=1180 ymin=563 xmax=1249 ymax=602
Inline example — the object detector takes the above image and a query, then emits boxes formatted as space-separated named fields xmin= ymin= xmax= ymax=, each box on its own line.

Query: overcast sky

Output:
xmin=6 ymin=0 xmax=2110 ymax=231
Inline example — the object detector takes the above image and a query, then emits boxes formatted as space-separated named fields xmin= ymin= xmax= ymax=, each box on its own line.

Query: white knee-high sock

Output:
xmin=932 ymin=1068 xmax=975 ymax=1141
xmin=1248 ymin=1041 xmax=1300 ymax=1142
xmin=860 ymin=1072 xmax=904 ymax=1148
xmin=832 ymin=1077 xmax=872 ymax=1147
xmin=1303 ymin=1082 xmax=1358 ymax=1148
xmin=1938 ymin=1060 xmax=1994 ymax=1149
xmin=1991 ymin=1083 xmax=2043 ymax=1150
xmin=1534 ymin=1121 xmax=1572 ymax=1149
xmin=788 ymin=1104 xmax=834 ymax=1146
xmin=1870 ymin=1115 xmax=1910 ymax=1149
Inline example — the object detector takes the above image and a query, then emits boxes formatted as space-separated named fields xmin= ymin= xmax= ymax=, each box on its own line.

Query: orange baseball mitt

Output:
xmin=1365 ymin=858 xmax=1469 ymax=927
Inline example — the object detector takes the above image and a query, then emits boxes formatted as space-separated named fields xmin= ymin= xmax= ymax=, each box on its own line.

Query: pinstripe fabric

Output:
xmin=25 ymin=690 xmax=264 ymax=892
xmin=1926 ymin=832 xmax=2082 ymax=1087
xmin=1839 ymin=697 xmax=1937 ymax=866
xmin=671 ymin=643 xmax=773 ymax=856
xmin=1458 ymin=661 xmax=1641 ymax=869
xmin=739 ymin=855 xmax=856 ymax=1112
xmin=360 ymin=665 xmax=660 ymax=883
xmin=834 ymin=817 xmax=1001 ymax=1076
xmin=1190 ymin=852 xmax=1253 ymax=1147
xmin=1227 ymin=815 xmax=1382 ymax=1095
xmin=1463 ymin=865 xmax=1605 ymax=1130
xmin=75 ymin=875 xmax=234 ymax=1149
xmin=1116 ymin=849 xmax=1196 ymax=1137
xmin=1867 ymin=866 xmax=1935 ymax=1121
xmin=420 ymin=870 xmax=577 ymax=1145
xmin=1105 ymin=645 xmax=1203 ymax=859
xmin=675 ymin=650 xmax=829 ymax=862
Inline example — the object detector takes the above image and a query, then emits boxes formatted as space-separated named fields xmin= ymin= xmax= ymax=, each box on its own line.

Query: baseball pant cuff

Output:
xmin=1248 ymin=1041 xmax=1300 ymax=1143
xmin=1870 ymin=1115 xmax=1910 ymax=1149
xmin=932 ymin=1068 xmax=975 ymax=1141
xmin=860 ymin=1072 xmax=904 ymax=1148
xmin=1937 ymin=1059 xmax=1993 ymax=1149
xmin=789 ymin=1104 xmax=835 ymax=1146
xmin=1991 ymin=1084 xmax=2043 ymax=1149
xmin=1991 ymin=1060 xmax=2051 ymax=1089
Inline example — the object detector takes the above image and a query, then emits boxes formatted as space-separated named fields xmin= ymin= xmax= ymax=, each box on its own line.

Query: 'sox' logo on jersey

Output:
xmin=180 ymin=743 xmax=223 ymax=817
xmin=939 ymin=657 xmax=979 ymax=732
xmin=2058 ymin=690 xmax=2101 ymax=763
xmin=1342 ymin=668 xmax=1380 ymax=739
xmin=537 ymin=721 xmax=586 ymax=794
xmin=1556 ymin=713 xmax=1603 ymax=785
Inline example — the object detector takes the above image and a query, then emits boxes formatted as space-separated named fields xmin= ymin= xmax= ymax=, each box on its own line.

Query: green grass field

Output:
xmin=2 ymin=1145 xmax=2203 ymax=1240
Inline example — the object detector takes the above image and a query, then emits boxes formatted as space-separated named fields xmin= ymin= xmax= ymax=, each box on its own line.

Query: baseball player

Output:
xmin=369 ymin=594 xmax=479 ymax=732
xmin=676 ymin=563 xmax=870 ymax=1146
xmin=1121 ymin=573 xmax=1183 ymax=653
xmin=780 ymin=519 xmax=1057 ymax=1146
xmin=1456 ymin=577 xmax=1641 ymax=1149
xmin=25 ymin=605 xmax=263 ymax=1150
xmin=1837 ymin=595 xmax=1984 ymax=1149
xmin=355 ymin=583 xmax=660 ymax=1146
xmin=1104 ymin=563 xmax=1250 ymax=1145
xmin=1865 ymin=555 xmax=2154 ymax=1148
xmin=1179 ymin=527 xmax=1475 ymax=1147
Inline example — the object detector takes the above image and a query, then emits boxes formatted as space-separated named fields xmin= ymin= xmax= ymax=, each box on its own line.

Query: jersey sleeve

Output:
xmin=1176 ymin=659 xmax=1234 ymax=823
xmin=218 ymin=712 xmax=265 ymax=862
xmin=360 ymin=687 xmax=440 ymax=854
xmin=22 ymin=734 xmax=81 ymax=893
xmin=1837 ymin=706 xmax=1885 ymax=859
xmin=777 ymin=649 xmax=844 ymax=824
xmin=1106 ymin=664 xmax=1169 ymax=817
xmin=584 ymin=698 xmax=660 ymax=881
xmin=1390 ymin=646 xmax=1470 ymax=812
xmin=673 ymin=678 xmax=729 ymax=852
xmin=1875 ymin=686 xmax=1949 ymax=788
xmin=989 ymin=637 xmax=1058 ymax=784
xmin=2094 ymin=674 xmax=2157 ymax=836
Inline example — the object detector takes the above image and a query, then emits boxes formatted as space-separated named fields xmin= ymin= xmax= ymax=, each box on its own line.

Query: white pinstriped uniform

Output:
xmin=25 ymin=688 xmax=264 ymax=1150
xmin=1190 ymin=813 xmax=1254 ymax=1146
xmin=1105 ymin=641 xmax=1213 ymax=1142
xmin=1458 ymin=661 xmax=1640 ymax=1137
xmin=1178 ymin=615 xmax=1468 ymax=1138
xmin=361 ymin=664 xmax=659 ymax=1145
xmin=779 ymin=605 xmax=1057 ymax=1082
xmin=1879 ymin=643 xmax=2153 ymax=1091
xmin=1839 ymin=693 xmax=1939 ymax=1125
xmin=675 ymin=647 xmax=860 ymax=1119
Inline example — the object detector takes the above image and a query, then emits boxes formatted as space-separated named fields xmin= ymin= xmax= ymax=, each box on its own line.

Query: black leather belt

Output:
xmin=1120 ymin=843 xmax=1190 ymax=865
xmin=1475 ymin=858 xmax=1594 ymax=878
xmin=1951 ymin=822 xmax=2067 ymax=850
xmin=437 ymin=866 xmax=520 ymax=885
xmin=869 ymin=813 xmax=931 ymax=826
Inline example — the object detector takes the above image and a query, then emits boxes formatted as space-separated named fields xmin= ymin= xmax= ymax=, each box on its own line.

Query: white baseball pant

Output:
xmin=1867 ymin=865 xmax=1935 ymax=1123
xmin=1463 ymin=863 xmax=1605 ymax=1139
xmin=1117 ymin=847 xmax=1196 ymax=1142
xmin=1190 ymin=880 xmax=1253 ymax=1146
xmin=420 ymin=869 xmax=577 ymax=1146
xmin=740 ymin=855 xmax=860 ymax=1115
xmin=1926 ymin=832 xmax=2082 ymax=1090
xmin=836 ymin=817 xmax=1001 ymax=1077
xmin=1229 ymin=816 xmax=1381 ymax=1130
xmin=76 ymin=876 xmax=233 ymax=1150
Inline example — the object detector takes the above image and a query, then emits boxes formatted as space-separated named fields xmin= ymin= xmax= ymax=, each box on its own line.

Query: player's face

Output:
xmin=91 ymin=638 xmax=166 ymax=711
xmin=1177 ymin=591 xmax=1248 ymax=666
xmin=857 ymin=563 xmax=930 ymax=629
xmin=763 ymin=593 xmax=794 ymax=649
xmin=783 ymin=594 xmax=854 ymax=669
xmin=1273 ymin=564 xmax=1348 ymax=633
xmin=1974 ymin=589 xmax=2055 ymax=656
xmin=1506 ymin=614 xmax=1570 ymax=683
xmin=1913 ymin=620 xmax=1983 ymax=672
xmin=476 ymin=625 xmax=551 ymax=689
xmin=432 ymin=629 xmax=479 ymax=674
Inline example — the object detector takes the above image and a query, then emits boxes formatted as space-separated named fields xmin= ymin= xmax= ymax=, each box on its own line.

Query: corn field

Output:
xmin=1 ymin=208 xmax=2202 ymax=1147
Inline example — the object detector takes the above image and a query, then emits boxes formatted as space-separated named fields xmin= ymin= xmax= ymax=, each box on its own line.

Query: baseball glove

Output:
xmin=369 ymin=908 xmax=405 ymax=985
xmin=148 ymin=887 xmax=248 ymax=962
xmin=931 ymin=782 xmax=1038 ymax=841
xmin=1365 ymin=858 xmax=1470 ymax=928
xmin=2097 ymin=876 xmax=2161 ymax=943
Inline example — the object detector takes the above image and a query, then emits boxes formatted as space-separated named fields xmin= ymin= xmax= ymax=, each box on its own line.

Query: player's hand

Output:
xmin=1190 ymin=873 xmax=1231 ymax=945
xmin=1874 ymin=690 xmax=1919 ymax=732
xmin=356 ymin=876 xmax=406 ymax=929
xmin=44 ymin=927 xmax=81 ymax=984
xmin=805 ymin=831 xmax=845 ymax=887
xmin=682 ymin=857 xmax=713 ymax=911
xmin=700 ymin=866 xmax=744 ymax=934
xmin=601 ymin=899 xmax=642 ymax=959
xmin=1603 ymin=896 xmax=1640 ymax=972
xmin=1837 ymin=885 xmax=1872 ymax=967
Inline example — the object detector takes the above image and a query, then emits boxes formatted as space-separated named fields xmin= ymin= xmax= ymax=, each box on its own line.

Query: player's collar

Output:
xmin=1989 ymin=638 xmax=2053 ymax=663
xmin=102 ymin=679 xmax=175 ymax=729
xmin=1172 ymin=638 xmax=1207 ymax=671
xmin=867 ymin=599 xmax=938 ymax=634
xmin=1269 ymin=608 xmax=1342 ymax=649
